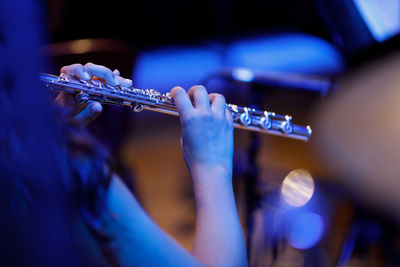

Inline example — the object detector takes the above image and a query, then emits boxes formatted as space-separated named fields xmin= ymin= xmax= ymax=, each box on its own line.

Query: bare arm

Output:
xmin=171 ymin=86 xmax=248 ymax=267
xmin=103 ymin=174 xmax=203 ymax=267
xmin=62 ymin=63 xmax=248 ymax=266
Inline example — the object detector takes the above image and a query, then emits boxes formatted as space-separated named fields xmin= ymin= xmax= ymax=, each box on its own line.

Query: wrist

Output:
xmin=190 ymin=163 xmax=232 ymax=183
xmin=189 ymin=164 xmax=233 ymax=205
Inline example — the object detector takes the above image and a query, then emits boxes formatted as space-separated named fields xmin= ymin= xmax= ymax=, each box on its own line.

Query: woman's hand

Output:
xmin=170 ymin=85 xmax=234 ymax=181
xmin=56 ymin=63 xmax=133 ymax=125
xmin=171 ymin=86 xmax=248 ymax=267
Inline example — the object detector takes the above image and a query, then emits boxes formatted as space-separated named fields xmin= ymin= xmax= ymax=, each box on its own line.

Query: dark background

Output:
xmin=33 ymin=1 xmax=400 ymax=265
xmin=46 ymin=0 xmax=330 ymax=48
xmin=44 ymin=0 xmax=395 ymax=70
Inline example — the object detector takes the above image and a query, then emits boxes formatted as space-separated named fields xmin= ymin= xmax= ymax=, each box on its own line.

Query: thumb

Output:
xmin=73 ymin=102 xmax=102 ymax=125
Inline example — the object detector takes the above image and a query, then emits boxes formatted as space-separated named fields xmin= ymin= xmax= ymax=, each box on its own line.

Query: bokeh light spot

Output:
xmin=287 ymin=212 xmax=324 ymax=250
xmin=280 ymin=169 xmax=314 ymax=207
xmin=71 ymin=39 xmax=92 ymax=54
xmin=232 ymin=68 xmax=254 ymax=82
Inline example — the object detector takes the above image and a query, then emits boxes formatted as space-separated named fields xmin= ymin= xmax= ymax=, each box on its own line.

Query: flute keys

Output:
xmin=59 ymin=73 xmax=69 ymax=82
xmin=149 ymin=89 xmax=161 ymax=96
xmin=281 ymin=115 xmax=293 ymax=134
xmin=76 ymin=92 xmax=89 ymax=104
xmin=40 ymin=73 xmax=311 ymax=141
xmin=149 ymin=89 xmax=163 ymax=103
xmin=259 ymin=111 xmax=271 ymax=129
xmin=132 ymin=103 xmax=144 ymax=112
xmin=122 ymin=101 xmax=131 ymax=106
xmin=239 ymin=107 xmax=252 ymax=126
xmin=307 ymin=125 xmax=312 ymax=136
xmin=89 ymin=76 xmax=106 ymax=88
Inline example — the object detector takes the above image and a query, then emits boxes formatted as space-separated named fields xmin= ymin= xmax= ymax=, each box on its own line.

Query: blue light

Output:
xmin=353 ymin=0 xmax=400 ymax=42
xmin=225 ymin=34 xmax=345 ymax=75
xmin=232 ymin=68 xmax=254 ymax=82
xmin=286 ymin=212 xmax=325 ymax=250
xmin=133 ymin=46 xmax=222 ymax=93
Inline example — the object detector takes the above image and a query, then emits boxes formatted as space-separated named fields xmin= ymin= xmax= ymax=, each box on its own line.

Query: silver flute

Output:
xmin=39 ymin=73 xmax=312 ymax=141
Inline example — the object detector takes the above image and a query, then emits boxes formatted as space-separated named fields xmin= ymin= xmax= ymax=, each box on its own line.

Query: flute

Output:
xmin=39 ymin=73 xmax=312 ymax=141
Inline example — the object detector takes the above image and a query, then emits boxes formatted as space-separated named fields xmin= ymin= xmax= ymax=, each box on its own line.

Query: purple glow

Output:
xmin=286 ymin=212 xmax=325 ymax=250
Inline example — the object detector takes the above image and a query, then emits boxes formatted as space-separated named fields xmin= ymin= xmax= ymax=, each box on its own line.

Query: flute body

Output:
xmin=39 ymin=73 xmax=312 ymax=141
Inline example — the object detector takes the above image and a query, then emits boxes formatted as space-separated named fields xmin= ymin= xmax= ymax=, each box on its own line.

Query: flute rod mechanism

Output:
xmin=39 ymin=73 xmax=312 ymax=142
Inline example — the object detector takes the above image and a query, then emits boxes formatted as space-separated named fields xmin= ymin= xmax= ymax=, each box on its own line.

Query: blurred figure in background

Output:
xmin=0 ymin=0 xmax=248 ymax=266
xmin=5 ymin=0 xmax=400 ymax=265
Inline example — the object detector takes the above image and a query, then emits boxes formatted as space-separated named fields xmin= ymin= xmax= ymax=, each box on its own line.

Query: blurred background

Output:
xmin=39 ymin=0 xmax=400 ymax=266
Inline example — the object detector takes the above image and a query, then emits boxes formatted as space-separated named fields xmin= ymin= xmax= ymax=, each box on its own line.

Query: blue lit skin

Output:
xmin=56 ymin=64 xmax=248 ymax=266
xmin=58 ymin=63 xmax=133 ymax=125
xmin=96 ymin=85 xmax=246 ymax=266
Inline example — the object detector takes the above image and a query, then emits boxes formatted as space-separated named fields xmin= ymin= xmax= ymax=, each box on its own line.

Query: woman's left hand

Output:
xmin=56 ymin=63 xmax=133 ymax=125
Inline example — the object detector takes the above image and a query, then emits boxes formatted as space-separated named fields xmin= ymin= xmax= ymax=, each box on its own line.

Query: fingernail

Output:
xmin=125 ymin=78 xmax=133 ymax=86
xmin=83 ymin=72 xmax=90 ymax=80
xmin=171 ymin=86 xmax=183 ymax=95
xmin=90 ymin=102 xmax=102 ymax=113
xmin=172 ymin=86 xmax=184 ymax=91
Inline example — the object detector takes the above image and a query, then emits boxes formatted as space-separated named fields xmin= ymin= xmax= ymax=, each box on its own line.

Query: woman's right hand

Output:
xmin=171 ymin=86 xmax=248 ymax=267
xmin=170 ymin=85 xmax=234 ymax=182
xmin=56 ymin=63 xmax=133 ymax=125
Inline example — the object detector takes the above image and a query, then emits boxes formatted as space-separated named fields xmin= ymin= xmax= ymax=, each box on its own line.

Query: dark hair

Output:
xmin=0 ymin=0 xmax=113 ymax=265
xmin=62 ymin=109 xmax=114 ymax=239
xmin=0 ymin=97 xmax=114 ymax=265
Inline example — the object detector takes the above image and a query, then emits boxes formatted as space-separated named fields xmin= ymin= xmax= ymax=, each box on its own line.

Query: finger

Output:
xmin=60 ymin=64 xmax=90 ymax=80
xmin=113 ymin=69 xmax=132 ymax=87
xmin=187 ymin=85 xmax=210 ymax=110
xmin=113 ymin=69 xmax=120 ymax=76
xmin=73 ymin=102 xmax=103 ymax=125
xmin=115 ymin=76 xmax=133 ymax=87
xmin=55 ymin=91 xmax=74 ymax=106
xmin=170 ymin=86 xmax=194 ymax=118
xmin=225 ymin=109 xmax=234 ymax=127
xmin=84 ymin=63 xmax=119 ymax=86
xmin=55 ymin=91 xmax=77 ymax=110
xmin=209 ymin=93 xmax=227 ymax=118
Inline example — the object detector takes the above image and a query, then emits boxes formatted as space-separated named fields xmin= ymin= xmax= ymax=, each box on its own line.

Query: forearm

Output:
xmin=191 ymin=166 xmax=248 ymax=267
xmin=169 ymin=85 xmax=246 ymax=266
xmin=103 ymin=176 xmax=204 ymax=267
